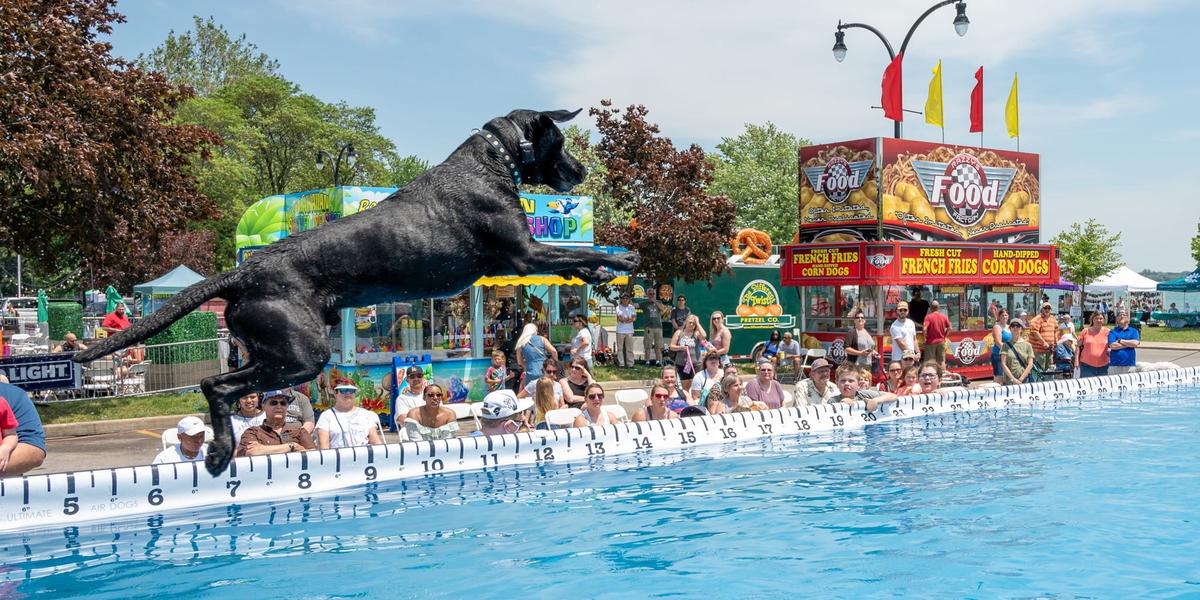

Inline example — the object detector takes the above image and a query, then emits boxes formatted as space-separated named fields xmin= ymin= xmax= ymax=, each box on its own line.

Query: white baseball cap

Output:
xmin=479 ymin=390 xmax=534 ymax=420
xmin=177 ymin=416 xmax=206 ymax=437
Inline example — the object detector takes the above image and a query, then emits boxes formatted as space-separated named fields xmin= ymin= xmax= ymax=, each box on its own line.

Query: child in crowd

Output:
xmin=0 ymin=395 xmax=21 ymax=472
xmin=485 ymin=350 xmax=512 ymax=392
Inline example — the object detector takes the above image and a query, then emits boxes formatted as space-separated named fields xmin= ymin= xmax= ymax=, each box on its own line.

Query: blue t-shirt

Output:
xmin=1107 ymin=326 xmax=1139 ymax=367
xmin=521 ymin=335 xmax=547 ymax=381
xmin=0 ymin=382 xmax=46 ymax=452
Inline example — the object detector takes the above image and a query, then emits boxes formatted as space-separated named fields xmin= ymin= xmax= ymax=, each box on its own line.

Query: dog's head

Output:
xmin=498 ymin=109 xmax=586 ymax=192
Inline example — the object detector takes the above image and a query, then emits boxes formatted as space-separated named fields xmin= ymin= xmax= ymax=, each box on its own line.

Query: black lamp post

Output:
xmin=832 ymin=1 xmax=970 ymax=138
xmin=315 ymin=143 xmax=357 ymax=187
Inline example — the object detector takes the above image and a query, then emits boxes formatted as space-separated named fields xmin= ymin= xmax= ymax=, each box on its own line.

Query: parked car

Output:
xmin=0 ymin=296 xmax=39 ymax=321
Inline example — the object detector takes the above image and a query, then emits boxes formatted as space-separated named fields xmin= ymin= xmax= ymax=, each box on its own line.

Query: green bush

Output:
xmin=48 ymin=302 xmax=83 ymax=341
xmin=146 ymin=311 xmax=218 ymax=364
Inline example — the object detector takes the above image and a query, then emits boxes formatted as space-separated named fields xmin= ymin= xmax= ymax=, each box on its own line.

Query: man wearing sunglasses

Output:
xmin=472 ymin=390 xmax=534 ymax=437
xmin=395 ymin=366 xmax=428 ymax=415
xmin=236 ymin=390 xmax=316 ymax=457
xmin=889 ymin=301 xmax=917 ymax=363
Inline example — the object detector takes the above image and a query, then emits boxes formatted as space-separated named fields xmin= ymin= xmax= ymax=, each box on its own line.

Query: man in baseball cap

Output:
xmin=472 ymin=389 xmax=534 ymax=437
xmin=790 ymin=357 xmax=838 ymax=407
xmin=152 ymin=416 xmax=208 ymax=464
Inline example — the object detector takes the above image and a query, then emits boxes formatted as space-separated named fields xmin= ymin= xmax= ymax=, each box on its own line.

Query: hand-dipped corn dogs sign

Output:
xmin=781 ymin=242 xmax=1058 ymax=287
xmin=799 ymin=138 xmax=1041 ymax=244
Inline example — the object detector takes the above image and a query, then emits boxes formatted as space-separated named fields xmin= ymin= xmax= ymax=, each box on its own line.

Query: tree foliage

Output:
xmin=136 ymin=15 xmax=279 ymax=97
xmin=590 ymin=101 xmax=736 ymax=285
xmin=709 ymin=122 xmax=808 ymax=244
xmin=1191 ymin=221 xmax=1200 ymax=269
xmin=0 ymin=0 xmax=220 ymax=290
xmin=1051 ymin=219 xmax=1122 ymax=290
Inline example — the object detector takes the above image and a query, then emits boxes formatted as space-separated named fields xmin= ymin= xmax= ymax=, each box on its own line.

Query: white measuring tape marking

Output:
xmin=3 ymin=368 xmax=1197 ymax=532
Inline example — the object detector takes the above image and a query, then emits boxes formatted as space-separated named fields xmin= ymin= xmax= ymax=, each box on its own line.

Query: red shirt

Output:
xmin=0 ymin=397 xmax=18 ymax=431
xmin=923 ymin=311 xmax=951 ymax=344
xmin=102 ymin=311 xmax=131 ymax=331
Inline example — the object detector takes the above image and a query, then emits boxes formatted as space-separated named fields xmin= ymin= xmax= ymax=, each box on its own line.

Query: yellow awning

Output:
xmin=474 ymin=275 xmax=628 ymax=287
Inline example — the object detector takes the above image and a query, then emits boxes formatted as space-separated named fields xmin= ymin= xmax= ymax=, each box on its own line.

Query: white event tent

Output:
xmin=1087 ymin=265 xmax=1159 ymax=293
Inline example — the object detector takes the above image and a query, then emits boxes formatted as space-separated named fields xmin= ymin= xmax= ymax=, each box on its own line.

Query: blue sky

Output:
xmin=106 ymin=0 xmax=1199 ymax=272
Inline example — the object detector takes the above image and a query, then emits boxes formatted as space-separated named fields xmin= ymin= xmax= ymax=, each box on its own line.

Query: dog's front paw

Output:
xmin=205 ymin=441 xmax=233 ymax=476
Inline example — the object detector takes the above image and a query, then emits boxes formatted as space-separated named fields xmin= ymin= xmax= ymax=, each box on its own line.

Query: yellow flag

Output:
xmin=924 ymin=60 xmax=943 ymax=128
xmin=1006 ymin=73 xmax=1020 ymax=138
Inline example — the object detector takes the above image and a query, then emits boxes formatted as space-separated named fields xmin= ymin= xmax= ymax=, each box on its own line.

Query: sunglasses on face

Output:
xmin=586 ymin=393 xmax=605 ymax=400
xmin=572 ymin=365 xmax=584 ymax=370
xmin=335 ymin=388 xmax=356 ymax=394
xmin=652 ymin=393 xmax=670 ymax=399
xmin=265 ymin=399 xmax=290 ymax=407
xmin=920 ymin=373 xmax=938 ymax=379
xmin=425 ymin=392 xmax=444 ymax=398
xmin=889 ymin=368 xmax=902 ymax=373
xmin=408 ymin=374 xmax=423 ymax=379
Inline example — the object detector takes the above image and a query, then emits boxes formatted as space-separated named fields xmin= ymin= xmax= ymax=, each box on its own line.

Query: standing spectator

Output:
xmin=791 ymin=358 xmax=837 ymax=406
xmin=236 ymin=391 xmax=316 ymax=456
xmin=152 ymin=416 xmax=208 ymax=465
xmin=1075 ymin=311 xmax=1111 ymax=378
xmin=901 ymin=350 xmax=919 ymax=372
xmin=669 ymin=314 xmax=706 ymax=387
xmin=229 ymin=392 xmax=265 ymax=448
xmin=1098 ymin=298 xmax=1110 ymax=323
xmin=570 ymin=315 xmax=593 ymax=369
xmin=707 ymin=312 xmax=733 ymax=367
xmin=689 ymin=351 xmax=724 ymax=404
xmin=403 ymin=383 xmax=459 ymax=441
xmin=670 ymin=295 xmax=691 ymax=332
xmin=922 ymin=300 xmax=951 ymax=367
xmin=889 ymin=302 xmax=917 ymax=362
xmin=614 ymin=293 xmax=636 ymax=368
xmin=100 ymin=302 xmax=131 ymax=335
xmin=744 ymin=360 xmax=785 ymax=409
xmin=1001 ymin=320 xmax=1036 ymax=385
xmin=0 ymin=394 xmax=20 ymax=473
xmin=777 ymin=332 xmax=803 ymax=374
xmin=908 ymin=289 xmax=930 ymax=324
xmin=485 ymin=349 xmax=512 ymax=392
xmin=285 ymin=387 xmax=316 ymax=435
xmin=639 ymin=292 xmax=666 ymax=367
xmin=990 ymin=308 xmax=1012 ymax=385
xmin=845 ymin=311 xmax=878 ymax=368
xmin=516 ymin=323 xmax=557 ymax=389
xmin=320 ymin=379 xmax=384 ymax=448
xmin=395 ymin=366 xmax=428 ymax=415
xmin=1108 ymin=311 xmax=1140 ymax=375
xmin=1027 ymin=302 xmax=1059 ymax=374
xmin=560 ymin=356 xmax=594 ymax=408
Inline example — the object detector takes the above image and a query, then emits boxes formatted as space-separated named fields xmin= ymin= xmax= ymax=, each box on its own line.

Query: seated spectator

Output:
xmin=896 ymin=366 xmax=920 ymax=395
xmin=914 ymin=361 xmax=946 ymax=394
xmin=632 ymin=384 xmax=679 ymax=422
xmin=316 ymin=380 xmax=383 ymax=447
xmin=395 ymin=366 xmax=428 ymax=414
xmin=286 ymin=387 xmax=316 ymax=435
xmin=833 ymin=363 xmax=898 ymax=412
xmin=761 ymin=330 xmax=782 ymax=364
xmin=560 ymin=356 xmax=593 ymax=409
xmin=878 ymin=361 xmax=904 ymax=393
xmin=660 ymin=365 xmax=691 ymax=413
xmin=0 ymin=381 xmax=44 ymax=475
xmin=236 ymin=391 xmax=316 ymax=456
xmin=532 ymin=377 xmax=562 ymax=429
xmin=679 ymin=405 xmax=709 ymax=418
xmin=790 ymin=358 xmax=837 ymax=406
xmin=473 ymin=390 xmax=534 ymax=436
xmin=745 ymin=360 xmax=785 ymax=409
xmin=230 ymin=392 xmax=265 ymax=447
xmin=53 ymin=332 xmax=88 ymax=353
xmin=776 ymin=332 xmax=803 ymax=374
xmin=1055 ymin=327 xmax=1077 ymax=375
xmin=723 ymin=364 xmax=740 ymax=379
xmin=152 ymin=416 xmax=208 ymax=464
xmin=0 ymin=394 xmax=19 ymax=473
xmin=574 ymin=382 xmax=615 ymax=427
xmin=901 ymin=350 xmax=919 ymax=372
xmin=690 ymin=351 xmax=724 ymax=404
xmin=709 ymin=374 xmax=739 ymax=414
xmin=403 ymin=382 xmax=458 ymax=441
xmin=1002 ymin=319 xmax=1036 ymax=385
xmin=518 ymin=361 xmax=564 ymax=405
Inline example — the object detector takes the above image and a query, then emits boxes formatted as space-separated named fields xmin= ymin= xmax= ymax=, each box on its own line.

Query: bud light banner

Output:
xmin=798 ymin=138 xmax=880 ymax=243
xmin=520 ymin=194 xmax=594 ymax=246
xmin=880 ymin=139 xmax=1040 ymax=243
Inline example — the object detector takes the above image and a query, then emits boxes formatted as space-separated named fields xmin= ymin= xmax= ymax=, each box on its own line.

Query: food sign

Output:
xmin=798 ymin=138 xmax=879 ymax=243
xmin=880 ymin=139 xmax=1040 ymax=243
xmin=782 ymin=244 xmax=862 ymax=286
xmin=725 ymin=279 xmax=796 ymax=330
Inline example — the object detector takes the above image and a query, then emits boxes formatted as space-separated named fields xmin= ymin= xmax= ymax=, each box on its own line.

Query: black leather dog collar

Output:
xmin=475 ymin=126 xmax=523 ymax=186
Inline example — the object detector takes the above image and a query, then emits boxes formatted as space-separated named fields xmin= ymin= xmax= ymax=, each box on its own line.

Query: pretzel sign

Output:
xmin=732 ymin=228 xmax=772 ymax=264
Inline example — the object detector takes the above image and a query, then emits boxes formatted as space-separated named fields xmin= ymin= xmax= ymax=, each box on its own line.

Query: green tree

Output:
xmin=1191 ymin=221 xmax=1200 ymax=268
xmin=137 ymin=16 xmax=279 ymax=97
xmin=1051 ymin=219 xmax=1122 ymax=299
xmin=709 ymin=123 xmax=809 ymax=244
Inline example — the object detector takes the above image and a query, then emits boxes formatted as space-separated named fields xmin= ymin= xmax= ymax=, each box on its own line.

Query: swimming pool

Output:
xmin=4 ymin=372 xmax=1199 ymax=596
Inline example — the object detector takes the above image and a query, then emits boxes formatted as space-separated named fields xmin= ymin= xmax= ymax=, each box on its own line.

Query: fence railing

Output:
xmin=37 ymin=337 xmax=229 ymax=402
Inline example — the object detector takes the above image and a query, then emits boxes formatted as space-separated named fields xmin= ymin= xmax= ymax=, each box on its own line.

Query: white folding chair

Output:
xmin=800 ymin=348 xmax=827 ymax=378
xmin=448 ymin=402 xmax=474 ymax=421
xmin=160 ymin=428 xmax=179 ymax=450
xmin=468 ymin=402 xmax=483 ymax=430
xmin=602 ymin=404 xmax=628 ymax=423
xmin=782 ymin=390 xmax=795 ymax=408
xmin=614 ymin=388 xmax=648 ymax=421
xmin=544 ymin=408 xmax=581 ymax=430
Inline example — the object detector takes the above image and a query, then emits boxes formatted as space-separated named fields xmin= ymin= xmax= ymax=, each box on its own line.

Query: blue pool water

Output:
xmin=4 ymin=387 xmax=1200 ymax=597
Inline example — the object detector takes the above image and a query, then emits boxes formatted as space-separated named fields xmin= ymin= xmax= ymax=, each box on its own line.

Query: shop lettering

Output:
xmin=2 ymin=362 xmax=72 ymax=382
xmin=930 ymin=174 xmax=1001 ymax=210
xmin=988 ymin=250 xmax=1043 ymax=259
xmin=799 ymin=265 xmax=852 ymax=277
xmin=981 ymin=258 xmax=1050 ymax=276
xmin=526 ymin=216 xmax=579 ymax=240
xmin=792 ymin=249 xmax=859 ymax=265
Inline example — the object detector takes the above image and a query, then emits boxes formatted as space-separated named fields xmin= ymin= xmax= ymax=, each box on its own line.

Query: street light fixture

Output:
xmin=833 ymin=1 xmax=970 ymax=138
xmin=316 ymin=143 xmax=357 ymax=187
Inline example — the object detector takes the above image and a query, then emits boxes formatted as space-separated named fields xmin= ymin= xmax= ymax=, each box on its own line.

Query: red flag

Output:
xmin=881 ymin=52 xmax=904 ymax=122
xmin=969 ymin=66 xmax=984 ymax=133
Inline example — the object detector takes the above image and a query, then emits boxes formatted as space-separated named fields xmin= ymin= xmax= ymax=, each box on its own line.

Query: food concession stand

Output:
xmin=780 ymin=137 xmax=1059 ymax=380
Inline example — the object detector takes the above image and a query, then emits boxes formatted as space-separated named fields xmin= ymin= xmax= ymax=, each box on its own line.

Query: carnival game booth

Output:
xmin=785 ymin=137 xmax=1056 ymax=380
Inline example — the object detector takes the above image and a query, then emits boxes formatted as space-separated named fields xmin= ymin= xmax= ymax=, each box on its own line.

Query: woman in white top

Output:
xmin=689 ymin=351 xmax=724 ymax=404
xmin=404 ymin=383 xmax=460 ymax=441
xmin=317 ymin=380 xmax=384 ymax=449
xmin=230 ymin=392 xmax=265 ymax=447
xmin=573 ymin=382 xmax=615 ymax=427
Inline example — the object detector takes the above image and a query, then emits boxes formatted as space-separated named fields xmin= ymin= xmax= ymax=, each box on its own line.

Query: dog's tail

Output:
xmin=73 ymin=270 xmax=242 ymax=363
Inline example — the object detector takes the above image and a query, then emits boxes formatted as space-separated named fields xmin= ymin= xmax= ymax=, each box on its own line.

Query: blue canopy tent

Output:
xmin=1157 ymin=269 xmax=1200 ymax=292
xmin=133 ymin=265 xmax=204 ymax=315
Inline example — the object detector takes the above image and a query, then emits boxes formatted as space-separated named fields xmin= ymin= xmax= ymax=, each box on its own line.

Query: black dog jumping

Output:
xmin=74 ymin=109 xmax=640 ymax=475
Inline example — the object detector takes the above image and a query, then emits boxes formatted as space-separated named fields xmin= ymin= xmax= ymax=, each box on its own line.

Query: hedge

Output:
xmin=48 ymin=302 xmax=83 ymax=341
xmin=146 ymin=311 xmax=218 ymax=364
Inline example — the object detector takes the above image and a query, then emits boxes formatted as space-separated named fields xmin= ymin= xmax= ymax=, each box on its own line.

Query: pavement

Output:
xmin=22 ymin=344 xmax=1200 ymax=478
